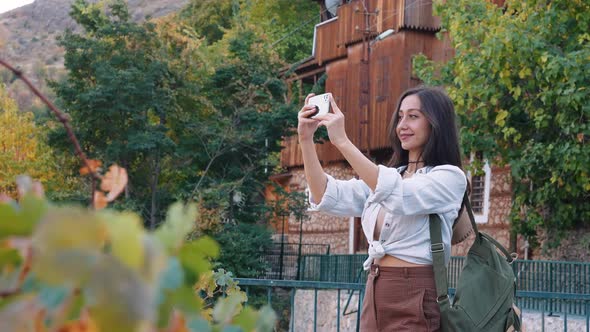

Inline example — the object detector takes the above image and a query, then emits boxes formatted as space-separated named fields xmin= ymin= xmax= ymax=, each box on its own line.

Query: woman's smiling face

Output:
xmin=396 ymin=94 xmax=431 ymax=159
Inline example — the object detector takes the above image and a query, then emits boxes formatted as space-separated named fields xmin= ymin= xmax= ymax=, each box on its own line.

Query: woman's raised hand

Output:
xmin=315 ymin=94 xmax=349 ymax=148
xmin=297 ymin=93 xmax=321 ymax=143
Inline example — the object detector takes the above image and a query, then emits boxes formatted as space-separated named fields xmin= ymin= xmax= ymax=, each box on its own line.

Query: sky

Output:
xmin=0 ymin=0 xmax=34 ymax=14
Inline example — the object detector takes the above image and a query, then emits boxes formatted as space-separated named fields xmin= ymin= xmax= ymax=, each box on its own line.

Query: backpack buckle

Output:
xmin=430 ymin=243 xmax=444 ymax=253
xmin=436 ymin=294 xmax=449 ymax=303
xmin=509 ymin=253 xmax=518 ymax=264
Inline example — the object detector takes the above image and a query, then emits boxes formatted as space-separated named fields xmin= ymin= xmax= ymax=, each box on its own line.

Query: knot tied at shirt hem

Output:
xmin=363 ymin=241 xmax=386 ymax=270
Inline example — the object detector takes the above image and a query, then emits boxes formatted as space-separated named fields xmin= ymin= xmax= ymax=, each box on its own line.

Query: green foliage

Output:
xmin=173 ymin=23 xmax=299 ymax=226
xmin=212 ymin=223 xmax=272 ymax=278
xmin=0 ymin=181 xmax=276 ymax=331
xmin=179 ymin=0 xmax=318 ymax=63
xmin=414 ymin=0 xmax=590 ymax=244
xmin=0 ymin=86 xmax=76 ymax=198
xmin=180 ymin=0 xmax=236 ymax=44
xmin=246 ymin=0 xmax=319 ymax=63
xmin=48 ymin=0 xmax=186 ymax=227
xmin=46 ymin=0 xmax=306 ymax=282
xmin=48 ymin=0 xmax=302 ymax=232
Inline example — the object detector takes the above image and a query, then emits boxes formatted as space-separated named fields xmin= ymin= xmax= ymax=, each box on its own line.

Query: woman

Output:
xmin=297 ymin=86 xmax=467 ymax=331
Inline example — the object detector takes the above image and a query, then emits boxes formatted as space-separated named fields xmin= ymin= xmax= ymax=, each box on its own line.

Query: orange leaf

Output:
xmin=161 ymin=310 xmax=190 ymax=332
xmin=57 ymin=313 xmax=99 ymax=332
xmin=577 ymin=133 xmax=585 ymax=143
xmin=35 ymin=308 xmax=48 ymax=332
xmin=79 ymin=160 xmax=102 ymax=176
xmin=93 ymin=191 xmax=108 ymax=210
xmin=100 ymin=165 xmax=128 ymax=202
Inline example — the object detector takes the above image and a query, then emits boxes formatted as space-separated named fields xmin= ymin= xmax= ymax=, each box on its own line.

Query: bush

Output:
xmin=212 ymin=222 xmax=273 ymax=278
xmin=0 ymin=178 xmax=276 ymax=331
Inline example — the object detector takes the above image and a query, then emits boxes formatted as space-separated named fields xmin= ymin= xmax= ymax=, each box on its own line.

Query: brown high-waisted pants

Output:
xmin=360 ymin=264 xmax=441 ymax=332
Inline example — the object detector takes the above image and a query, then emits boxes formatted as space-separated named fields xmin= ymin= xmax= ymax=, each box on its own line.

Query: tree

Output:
xmin=246 ymin=0 xmax=319 ymax=63
xmin=179 ymin=0 xmax=236 ymax=44
xmin=414 ymin=0 xmax=590 ymax=244
xmin=167 ymin=5 xmax=303 ymax=277
xmin=49 ymin=0 xmax=303 ymax=231
xmin=49 ymin=0 xmax=185 ymax=228
xmin=0 ymin=85 xmax=71 ymax=197
xmin=182 ymin=27 xmax=297 ymax=224
xmin=179 ymin=0 xmax=319 ymax=64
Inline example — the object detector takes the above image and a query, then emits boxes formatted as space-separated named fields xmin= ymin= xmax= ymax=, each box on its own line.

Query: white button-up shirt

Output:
xmin=308 ymin=164 xmax=467 ymax=270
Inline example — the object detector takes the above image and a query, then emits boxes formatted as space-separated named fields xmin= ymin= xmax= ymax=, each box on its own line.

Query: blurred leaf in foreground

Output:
xmin=102 ymin=211 xmax=144 ymax=271
xmin=155 ymin=202 xmax=198 ymax=253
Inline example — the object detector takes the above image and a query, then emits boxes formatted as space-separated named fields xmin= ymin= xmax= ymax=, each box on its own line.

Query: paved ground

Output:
xmin=522 ymin=310 xmax=589 ymax=332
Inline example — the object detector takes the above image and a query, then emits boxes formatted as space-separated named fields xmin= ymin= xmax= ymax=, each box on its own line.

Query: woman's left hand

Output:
xmin=315 ymin=94 xmax=350 ymax=148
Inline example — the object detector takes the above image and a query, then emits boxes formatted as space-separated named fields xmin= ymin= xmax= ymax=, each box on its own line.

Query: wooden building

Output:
xmin=270 ymin=0 xmax=523 ymax=258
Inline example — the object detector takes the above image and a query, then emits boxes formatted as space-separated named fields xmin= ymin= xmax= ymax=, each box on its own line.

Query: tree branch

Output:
xmin=0 ymin=59 xmax=100 ymax=182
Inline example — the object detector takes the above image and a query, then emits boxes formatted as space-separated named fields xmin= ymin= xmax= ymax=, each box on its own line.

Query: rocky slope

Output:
xmin=0 ymin=0 xmax=188 ymax=108
xmin=1 ymin=0 xmax=188 ymax=67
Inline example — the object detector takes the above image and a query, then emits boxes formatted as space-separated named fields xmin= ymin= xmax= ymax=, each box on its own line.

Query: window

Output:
xmin=469 ymin=152 xmax=491 ymax=223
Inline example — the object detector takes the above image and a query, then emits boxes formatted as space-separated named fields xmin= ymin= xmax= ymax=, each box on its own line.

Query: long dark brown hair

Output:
xmin=387 ymin=86 xmax=463 ymax=169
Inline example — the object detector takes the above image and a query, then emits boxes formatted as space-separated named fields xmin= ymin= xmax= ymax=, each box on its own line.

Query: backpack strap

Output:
xmin=428 ymin=192 xmax=477 ymax=302
xmin=462 ymin=191 xmax=479 ymax=236
xmin=463 ymin=192 xmax=514 ymax=263
xmin=481 ymin=233 xmax=516 ymax=263
xmin=429 ymin=213 xmax=450 ymax=303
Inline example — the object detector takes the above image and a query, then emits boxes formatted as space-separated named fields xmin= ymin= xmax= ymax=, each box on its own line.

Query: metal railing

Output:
xmin=299 ymin=255 xmax=590 ymax=317
xmin=514 ymin=259 xmax=590 ymax=315
xmin=236 ymin=278 xmax=590 ymax=332
xmin=262 ymin=243 xmax=331 ymax=280
xmin=237 ymin=278 xmax=364 ymax=332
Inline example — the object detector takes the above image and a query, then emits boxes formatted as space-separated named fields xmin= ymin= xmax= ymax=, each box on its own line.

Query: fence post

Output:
xmin=357 ymin=288 xmax=364 ymax=332
xmin=290 ymin=288 xmax=295 ymax=332
xmin=585 ymin=300 xmax=589 ymax=332
xmin=279 ymin=215 xmax=285 ymax=280
xmin=337 ymin=289 xmax=341 ymax=332
xmin=541 ymin=299 xmax=547 ymax=332
xmin=297 ymin=216 xmax=303 ymax=280
xmin=314 ymin=288 xmax=318 ymax=332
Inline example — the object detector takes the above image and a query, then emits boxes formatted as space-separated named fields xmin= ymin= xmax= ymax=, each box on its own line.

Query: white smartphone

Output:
xmin=307 ymin=93 xmax=332 ymax=119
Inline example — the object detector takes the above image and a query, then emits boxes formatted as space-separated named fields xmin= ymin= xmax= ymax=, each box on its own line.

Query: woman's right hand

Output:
xmin=297 ymin=93 xmax=321 ymax=143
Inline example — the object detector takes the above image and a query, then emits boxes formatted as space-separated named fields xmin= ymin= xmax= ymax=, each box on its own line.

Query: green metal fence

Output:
xmin=237 ymin=278 xmax=365 ymax=332
xmin=514 ymin=259 xmax=590 ymax=315
xmin=262 ymin=242 xmax=331 ymax=280
xmin=236 ymin=278 xmax=590 ymax=332
xmin=300 ymin=254 xmax=590 ymax=316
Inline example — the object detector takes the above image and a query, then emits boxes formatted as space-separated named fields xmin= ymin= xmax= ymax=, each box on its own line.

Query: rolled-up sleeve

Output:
xmin=308 ymin=174 xmax=371 ymax=217
xmin=373 ymin=165 xmax=467 ymax=215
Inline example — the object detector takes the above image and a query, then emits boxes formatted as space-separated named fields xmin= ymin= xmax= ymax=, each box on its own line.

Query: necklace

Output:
xmin=404 ymin=167 xmax=415 ymax=176
xmin=405 ymin=160 xmax=423 ymax=176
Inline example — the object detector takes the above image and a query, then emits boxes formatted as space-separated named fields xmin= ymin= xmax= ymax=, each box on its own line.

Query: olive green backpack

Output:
xmin=429 ymin=194 xmax=522 ymax=331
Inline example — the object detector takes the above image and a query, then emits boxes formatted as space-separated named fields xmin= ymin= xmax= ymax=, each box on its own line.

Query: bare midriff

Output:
xmin=374 ymin=254 xmax=424 ymax=267
xmin=373 ymin=206 xmax=423 ymax=267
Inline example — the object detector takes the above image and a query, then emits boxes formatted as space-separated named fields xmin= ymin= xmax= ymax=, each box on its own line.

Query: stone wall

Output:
xmin=451 ymin=165 xmax=525 ymax=258
xmin=286 ymin=162 xmax=358 ymax=254
xmin=292 ymin=289 xmax=361 ymax=332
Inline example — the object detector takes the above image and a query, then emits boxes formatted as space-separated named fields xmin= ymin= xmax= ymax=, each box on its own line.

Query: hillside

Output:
xmin=0 ymin=0 xmax=188 ymax=109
